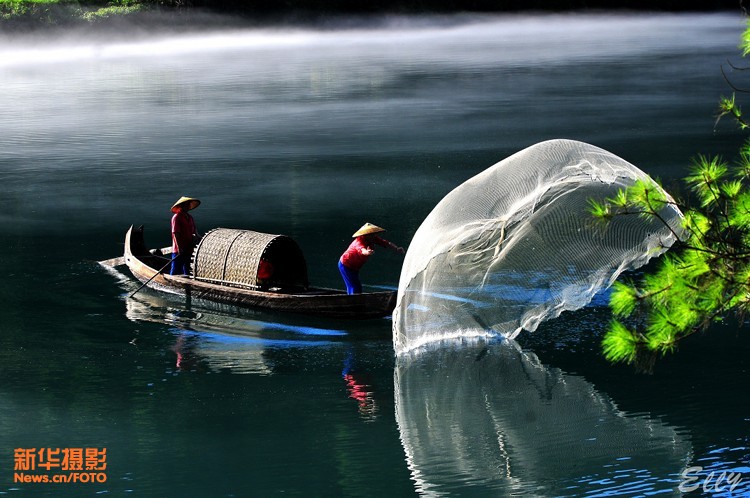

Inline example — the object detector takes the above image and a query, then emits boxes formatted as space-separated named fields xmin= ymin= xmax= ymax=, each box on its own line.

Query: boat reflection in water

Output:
xmin=117 ymin=272 xmax=390 ymax=421
xmin=395 ymin=338 xmax=691 ymax=496
xmin=121 ymin=280 xmax=348 ymax=375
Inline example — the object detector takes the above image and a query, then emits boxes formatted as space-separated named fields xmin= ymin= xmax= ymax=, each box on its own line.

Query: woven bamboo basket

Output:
xmin=192 ymin=228 xmax=308 ymax=290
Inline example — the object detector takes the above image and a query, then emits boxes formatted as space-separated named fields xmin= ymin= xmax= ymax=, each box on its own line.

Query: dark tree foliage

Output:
xmin=171 ymin=0 xmax=739 ymax=15
xmin=1 ymin=0 xmax=741 ymax=29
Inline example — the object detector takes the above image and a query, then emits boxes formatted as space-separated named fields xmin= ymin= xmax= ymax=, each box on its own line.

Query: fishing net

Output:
xmin=393 ymin=139 xmax=683 ymax=354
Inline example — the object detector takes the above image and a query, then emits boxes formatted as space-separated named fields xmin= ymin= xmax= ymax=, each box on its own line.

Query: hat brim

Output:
xmin=352 ymin=224 xmax=386 ymax=237
xmin=171 ymin=198 xmax=201 ymax=213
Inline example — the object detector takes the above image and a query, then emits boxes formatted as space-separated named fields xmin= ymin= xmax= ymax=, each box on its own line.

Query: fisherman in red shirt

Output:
xmin=170 ymin=196 xmax=200 ymax=275
xmin=339 ymin=223 xmax=404 ymax=295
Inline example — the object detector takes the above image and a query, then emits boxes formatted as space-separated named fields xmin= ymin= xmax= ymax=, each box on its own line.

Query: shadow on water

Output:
xmin=395 ymin=338 xmax=692 ymax=496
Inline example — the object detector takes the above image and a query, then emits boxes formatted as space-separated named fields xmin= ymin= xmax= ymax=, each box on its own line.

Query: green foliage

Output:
xmin=594 ymin=150 xmax=750 ymax=368
xmin=718 ymin=95 xmax=747 ymax=130
xmin=0 ymin=0 xmax=54 ymax=20
xmin=591 ymin=17 xmax=750 ymax=370
xmin=81 ymin=4 xmax=145 ymax=21
xmin=609 ymin=281 xmax=639 ymax=317
xmin=685 ymin=155 xmax=728 ymax=208
xmin=742 ymin=24 xmax=750 ymax=57
xmin=0 ymin=0 xmax=180 ymax=24
xmin=601 ymin=320 xmax=641 ymax=364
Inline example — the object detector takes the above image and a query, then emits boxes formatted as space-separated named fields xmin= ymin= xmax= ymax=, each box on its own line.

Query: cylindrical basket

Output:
xmin=192 ymin=228 xmax=308 ymax=290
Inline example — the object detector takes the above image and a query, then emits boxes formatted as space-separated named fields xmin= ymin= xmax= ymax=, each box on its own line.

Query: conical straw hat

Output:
xmin=171 ymin=196 xmax=201 ymax=213
xmin=352 ymin=223 xmax=385 ymax=237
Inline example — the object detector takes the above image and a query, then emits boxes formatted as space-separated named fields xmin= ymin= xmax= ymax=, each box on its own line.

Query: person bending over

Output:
xmin=338 ymin=223 xmax=404 ymax=295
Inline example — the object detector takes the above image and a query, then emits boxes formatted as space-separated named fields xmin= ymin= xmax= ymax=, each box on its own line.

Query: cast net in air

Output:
xmin=393 ymin=139 xmax=684 ymax=354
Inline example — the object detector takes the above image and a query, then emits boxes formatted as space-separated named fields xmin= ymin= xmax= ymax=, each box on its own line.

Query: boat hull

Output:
xmin=122 ymin=226 xmax=396 ymax=319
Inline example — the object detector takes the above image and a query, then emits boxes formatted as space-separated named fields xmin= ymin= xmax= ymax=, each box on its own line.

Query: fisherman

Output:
xmin=170 ymin=196 xmax=200 ymax=275
xmin=338 ymin=223 xmax=404 ymax=295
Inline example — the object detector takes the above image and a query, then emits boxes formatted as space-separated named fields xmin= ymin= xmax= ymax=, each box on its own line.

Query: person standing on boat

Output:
xmin=170 ymin=196 xmax=200 ymax=275
xmin=339 ymin=223 xmax=404 ymax=295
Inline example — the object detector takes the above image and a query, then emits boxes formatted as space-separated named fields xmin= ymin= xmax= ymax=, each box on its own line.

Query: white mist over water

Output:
xmin=0 ymin=12 xmax=741 ymax=258
xmin=0 ymin=13 xmax=735 ymax=69
xmin=0 ymin=12 xmax=740 ymax=167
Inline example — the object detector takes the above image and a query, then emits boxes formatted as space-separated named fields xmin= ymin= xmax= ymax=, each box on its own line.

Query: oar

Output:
xmin=129 ymin=258 xmax=174 ymax=298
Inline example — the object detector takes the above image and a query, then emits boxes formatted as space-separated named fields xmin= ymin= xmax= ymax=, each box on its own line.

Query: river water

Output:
xmin=1 ymin=12 xmax=748 ymax=497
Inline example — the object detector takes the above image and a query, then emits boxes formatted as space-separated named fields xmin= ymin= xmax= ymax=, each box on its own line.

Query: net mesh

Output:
xmin=393 ymin=139 xmax=683 ymax=354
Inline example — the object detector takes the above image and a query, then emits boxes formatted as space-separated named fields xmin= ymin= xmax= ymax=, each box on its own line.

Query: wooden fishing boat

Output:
xmin=105 ymin=225 xmax=396 ymax=319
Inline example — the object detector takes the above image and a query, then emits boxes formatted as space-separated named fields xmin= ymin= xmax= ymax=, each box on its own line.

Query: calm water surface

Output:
xmin=0 ymin=12 xmax=748 ymax=497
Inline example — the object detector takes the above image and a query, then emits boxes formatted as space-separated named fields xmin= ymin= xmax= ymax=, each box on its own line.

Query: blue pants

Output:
xmin=170 ymin=252 xmax=190 ymax=275
xmin=338 ymin=260 xmax=362 ymax=295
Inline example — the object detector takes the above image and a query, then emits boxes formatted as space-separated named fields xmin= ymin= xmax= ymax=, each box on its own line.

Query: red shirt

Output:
xmin=340 ymin=235 xmax=391 ymax=271
xmin=171 ymin=211 xmax=197 ymax=254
